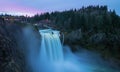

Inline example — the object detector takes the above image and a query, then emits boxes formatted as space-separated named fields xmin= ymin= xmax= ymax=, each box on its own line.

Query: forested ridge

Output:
xmin=32 ymin=5 xmax=120 ymax=32
xmin=32 ymin=5 xmax=120 ymax=64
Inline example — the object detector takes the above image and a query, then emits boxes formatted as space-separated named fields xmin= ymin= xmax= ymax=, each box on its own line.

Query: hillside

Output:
xmin=32 ymin=5 xmax=120 ymax=65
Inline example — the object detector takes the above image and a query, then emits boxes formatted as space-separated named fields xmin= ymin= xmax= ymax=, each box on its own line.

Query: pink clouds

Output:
xmin=0 ymin=1 xmax=44 ymax=16
xmin=0 ymin=0 xmax=120 ymax=16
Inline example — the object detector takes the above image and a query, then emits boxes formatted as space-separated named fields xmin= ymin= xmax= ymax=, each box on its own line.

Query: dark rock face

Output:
xmin=0 ymin=18 xmax=26 ymax=72
xmin=64 ymin=29 xmax=82 ymax=44
xmin=64 ymin=29 xmax=83 ymax=51
xmin=89 ymin=33 xmax=106 ymax=44
xmin=64 ymin=28 xmax=120 ymax=68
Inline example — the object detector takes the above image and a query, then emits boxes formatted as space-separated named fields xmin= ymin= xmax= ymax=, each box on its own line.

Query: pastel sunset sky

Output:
xmin=0 ymin=0 xmax=120 ymax=16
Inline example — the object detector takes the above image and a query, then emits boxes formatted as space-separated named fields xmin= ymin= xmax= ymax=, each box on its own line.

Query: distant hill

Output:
xmin=0 ymin=11 xmax=34 ymax=17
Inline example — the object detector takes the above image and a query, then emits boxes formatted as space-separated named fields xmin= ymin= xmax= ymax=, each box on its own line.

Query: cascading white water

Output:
xmin=38 ymin=29 xmax=82 ymax=72
xmin=39 ymin=29 xmax=64 ymax=62
xmin=25 ymin=28 xmax=119 ymax=72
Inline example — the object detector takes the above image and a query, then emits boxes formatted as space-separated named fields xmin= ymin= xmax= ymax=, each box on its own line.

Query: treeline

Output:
xmin=32 ymin=5 xmax=120 ymax=61
xmin=32 ymin=5 xmax=120 ymax=33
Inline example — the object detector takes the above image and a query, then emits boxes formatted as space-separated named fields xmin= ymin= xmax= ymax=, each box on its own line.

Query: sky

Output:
xmin=0 ymin=0 xmax=120 ymax=16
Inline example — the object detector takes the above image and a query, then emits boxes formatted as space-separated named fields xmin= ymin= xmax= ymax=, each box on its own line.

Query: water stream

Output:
xmin=27 ymin=29 xmax=119 ymax=72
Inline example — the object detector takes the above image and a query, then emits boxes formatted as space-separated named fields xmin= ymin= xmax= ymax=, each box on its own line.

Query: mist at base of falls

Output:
xmin=30 ymin=46 xmax=118 ymax=72
xmin=22 ymin=27 xmax=119 ymax=72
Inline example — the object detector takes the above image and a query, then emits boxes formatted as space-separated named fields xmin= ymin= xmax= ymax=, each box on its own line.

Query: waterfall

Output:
xmin=39 ymin=29 xmax=64 ymax=62
xmin=25 ymin=28 xmax=118 ymax=72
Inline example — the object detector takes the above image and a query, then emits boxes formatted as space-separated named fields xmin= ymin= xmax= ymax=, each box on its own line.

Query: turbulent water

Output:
xmin=26 ymin=29 xmax=119 ymax=72
xmin=40 ymin=29 xmax=63 ymax=62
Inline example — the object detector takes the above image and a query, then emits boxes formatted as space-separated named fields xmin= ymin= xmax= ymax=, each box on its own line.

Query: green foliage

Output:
xmin=31 ymin=5 xmax=120 ymax=60
xmin=32 ymin=5 xmax=120 ymax=32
